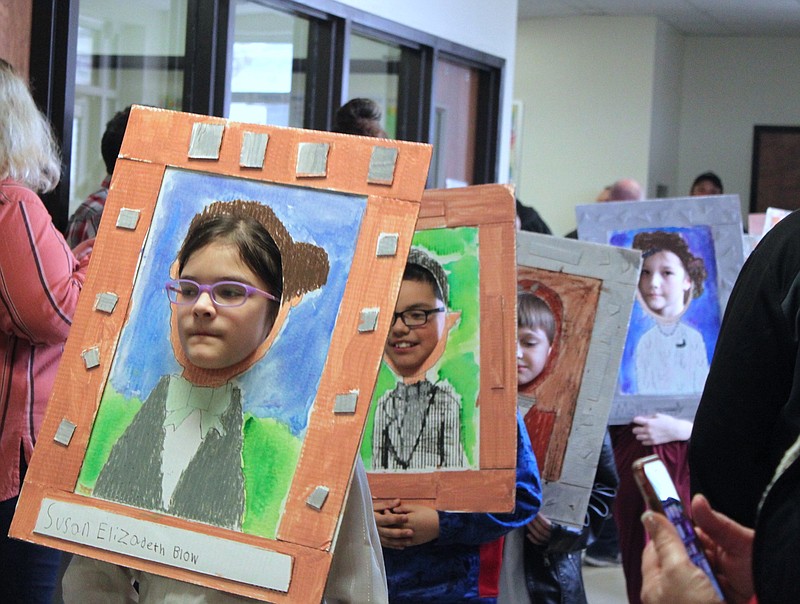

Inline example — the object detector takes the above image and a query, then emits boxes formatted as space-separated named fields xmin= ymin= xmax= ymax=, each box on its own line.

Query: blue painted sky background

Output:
xmin=108 ymin=168 xmax=366 ymax=435
xmin=610 ymin=225 xmax=721 ymax=395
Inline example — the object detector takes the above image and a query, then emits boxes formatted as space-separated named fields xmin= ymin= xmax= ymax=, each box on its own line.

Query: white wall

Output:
xmin=678 ymin=37 xmax=800 ymax=215
xmin=648 ymin=21 xmax=684 ymax=200
xmin=514 ymin=17 xmax=658 ymax=236
xmin=340 ymin=0 xmax=519 ymax=182
xmin=515 ymin=17 xmax=800 ymax=231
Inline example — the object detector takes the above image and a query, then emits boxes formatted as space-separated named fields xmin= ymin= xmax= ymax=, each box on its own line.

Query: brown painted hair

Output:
xmin=178 ymin=200 xmax=329 ymax=302
xmin=632 ymin=230 xmax=707 ymax=299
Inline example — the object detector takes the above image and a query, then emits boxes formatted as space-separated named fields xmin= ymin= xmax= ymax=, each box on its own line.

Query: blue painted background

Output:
xmin=610 ymin=225 xmax=721 ymax=395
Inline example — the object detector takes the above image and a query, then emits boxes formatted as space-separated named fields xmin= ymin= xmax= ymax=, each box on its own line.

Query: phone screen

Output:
xmin=633 ymin=455 xmax=725 ymax=601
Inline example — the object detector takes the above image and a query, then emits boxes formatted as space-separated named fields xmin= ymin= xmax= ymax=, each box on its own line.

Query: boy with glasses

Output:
xmin=372 ymin=247 xmax=541 ymax=602
xmin=371 ymin=248 xmax=465 ymax=470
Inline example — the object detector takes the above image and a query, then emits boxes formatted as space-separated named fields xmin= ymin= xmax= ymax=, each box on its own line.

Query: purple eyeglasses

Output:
xmin=165 ymin=279 xmax=279 ymax=308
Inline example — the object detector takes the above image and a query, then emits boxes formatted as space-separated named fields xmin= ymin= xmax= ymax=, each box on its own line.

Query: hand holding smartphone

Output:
xmin=633 ymin=454 xmax=725 ymax=601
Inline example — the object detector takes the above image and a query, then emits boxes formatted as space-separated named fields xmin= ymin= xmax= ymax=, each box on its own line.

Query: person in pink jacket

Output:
xmin=0 ymin=58 xmax=90 ymax=603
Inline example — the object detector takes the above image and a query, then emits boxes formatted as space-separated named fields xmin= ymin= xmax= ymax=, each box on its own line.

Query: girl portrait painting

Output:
xmin=613 ymin=227 xmax=720 ymax=397
xmin=77 ymin=169 xmax=366 ymax=538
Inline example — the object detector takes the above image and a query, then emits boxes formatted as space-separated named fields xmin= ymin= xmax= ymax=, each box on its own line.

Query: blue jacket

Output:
xmin=384 ymin=412 xmax=541 ymax=603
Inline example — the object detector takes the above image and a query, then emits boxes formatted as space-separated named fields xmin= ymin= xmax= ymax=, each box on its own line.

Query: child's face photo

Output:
xmin=516 ymin=326 xmax=552 ymax=387
xmin=638 ymin=250 xmax=691 ymax=318
xmin=176 ymin=241 xmax=275 ymax=370
xmin=384 ymin=278 xmax=446 ymax=378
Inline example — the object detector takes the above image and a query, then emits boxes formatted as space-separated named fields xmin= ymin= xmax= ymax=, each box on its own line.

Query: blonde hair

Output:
xmin=0 ymin=59 xmax=61 ymax=193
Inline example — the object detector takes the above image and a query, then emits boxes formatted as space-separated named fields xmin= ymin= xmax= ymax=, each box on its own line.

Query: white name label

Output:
xmin=34 ymin=498 xmax=292 ymax=592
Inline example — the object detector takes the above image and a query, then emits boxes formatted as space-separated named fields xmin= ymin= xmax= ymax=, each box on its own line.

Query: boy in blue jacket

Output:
xmin=373 ymin=250 xmax=541 ymax=602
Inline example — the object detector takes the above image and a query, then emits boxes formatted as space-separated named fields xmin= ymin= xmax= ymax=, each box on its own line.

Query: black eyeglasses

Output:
xmin=165 ymin=279 xmax=279 ymax=308
xmin=391 ymin=307 xmax=445 ymax=328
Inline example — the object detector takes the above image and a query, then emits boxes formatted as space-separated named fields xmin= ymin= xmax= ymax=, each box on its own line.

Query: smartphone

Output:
xmin=632 ymin=454 xmax=725 ymax=600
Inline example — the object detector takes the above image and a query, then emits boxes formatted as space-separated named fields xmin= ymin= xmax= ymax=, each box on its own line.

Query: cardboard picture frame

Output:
xmin=363 ymin=184 xmax=520 ymax=512
xmin=516 ymin=232 xmax=640 ymax=528
xmin=10 ymin=106 xmax=432 ymax=602
xmin=577 ymin=195 xmax=744 ymax=424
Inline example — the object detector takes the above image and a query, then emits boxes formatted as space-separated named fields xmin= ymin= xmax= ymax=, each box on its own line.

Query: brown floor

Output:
xmin=584 ymin=563 xmax=628 ymax=603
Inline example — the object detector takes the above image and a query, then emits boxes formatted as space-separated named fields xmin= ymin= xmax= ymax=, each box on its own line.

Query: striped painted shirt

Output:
xmin=372 ymin=378 xmax=467 ymax=470
xmin=0 ymin=179 xmax=88 ymax=501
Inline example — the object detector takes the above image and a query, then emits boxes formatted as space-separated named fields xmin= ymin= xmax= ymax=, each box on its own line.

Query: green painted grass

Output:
xmin=242 ymin=415 xmax=302 ymax=538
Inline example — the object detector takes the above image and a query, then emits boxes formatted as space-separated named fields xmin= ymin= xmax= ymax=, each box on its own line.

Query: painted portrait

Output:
xmin=516 ymin=269 xmax=600 ymax=482
xmin=76 ymin=168 xmax=366 ymax=538
xmin=361 ymin=227 xmax=480 ymax=472
xmin=611 ymin=226 xmax=720 ymax=397
xmin=516 ymin=282 xmax=561 ymax=393
xmin=9 ymin=107 xmax=434 ymax=601
xmin=576 ymin=195 xmax=743 ymax=422
xmin=515 ymin=232 xmax=639 ymax=528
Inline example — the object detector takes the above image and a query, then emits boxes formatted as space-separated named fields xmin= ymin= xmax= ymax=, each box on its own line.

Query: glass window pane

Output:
xmin=71 ymin=0 xmax=187 ymax=214
xmin=431 ymin=58 xmax=479 ymax=188
xmin=230 ymin=1 xmax=308 ymax=128
xmin=346 ymin=34 xmax=400 ymax=139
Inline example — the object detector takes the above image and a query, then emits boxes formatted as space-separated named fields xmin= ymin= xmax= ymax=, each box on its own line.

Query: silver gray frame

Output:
xmin=517 ymin=232 xmax=640 ymax=528
xmin=577 ymin=195 xmax=743 ymax=424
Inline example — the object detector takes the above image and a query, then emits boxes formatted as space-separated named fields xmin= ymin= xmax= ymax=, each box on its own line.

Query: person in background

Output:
xmin=66 ymin=106 xmax=131 ymax=248
xmin=607 ymin=178 xmax=644 ymax=202
xmin=690 ymin=205 xmax=800 ymax=529
xmin=608 ymin=231 xmax=708 ymax=602
xmin=565 ymin=178 xmax=644 ymax=238
xmin=689 ymin=172 xmax=723 ymax=197
xmin=516 ymin=199 xmax=552 ymax=235
xmin=608 ymin=213 xmax=717 ymax=602
xmin=631 ymin=231 xmax=709 ymax=395
xmin=582 ymin=484 xmax=623 ymax=568
xmin=595 ymin=185 xmax=612 ymax=203
xmin=0 ymin=58 xmax=90 ymax=604
xmin=333 ymin=98 xmax=387 ymax=138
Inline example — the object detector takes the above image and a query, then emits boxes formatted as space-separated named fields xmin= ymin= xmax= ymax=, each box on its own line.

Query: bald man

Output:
xmin=565 ymin=178 xmax=644 ymax=238
xmin=607 ymin=178 xmax=644 ymax=202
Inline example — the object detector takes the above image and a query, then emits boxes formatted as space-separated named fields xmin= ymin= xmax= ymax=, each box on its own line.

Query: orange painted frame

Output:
xmin=366 ymin=184 xmax=519 ymax=512
xmin=10 ymin=107 xmax=431 ymax=602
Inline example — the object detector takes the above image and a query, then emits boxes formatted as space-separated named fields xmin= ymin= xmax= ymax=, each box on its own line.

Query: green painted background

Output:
xmin=361 ymin=226 xmax=481 ymax=467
